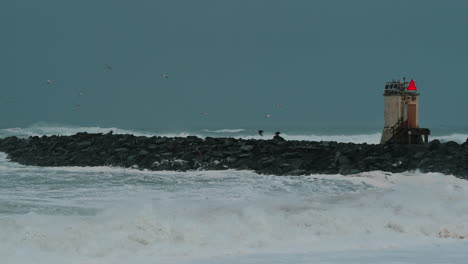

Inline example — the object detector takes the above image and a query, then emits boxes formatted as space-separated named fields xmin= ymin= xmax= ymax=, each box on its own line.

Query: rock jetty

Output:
xmin=0 ymin=132 xmax=467 ymax=179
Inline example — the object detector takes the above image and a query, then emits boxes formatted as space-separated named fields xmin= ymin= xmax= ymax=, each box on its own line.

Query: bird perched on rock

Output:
xmin=258 ymin=130 xmax=264 ymax=136
xmin=273 ymin=131 xmax=285 ymax=141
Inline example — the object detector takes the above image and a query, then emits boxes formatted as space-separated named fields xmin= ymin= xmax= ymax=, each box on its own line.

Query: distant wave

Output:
xmin=203 ymin=129 xmax=246 ymax=133
xmin=267 ymin=133 xmax=383 ymax=144
xmin=1 ymin=123 xmax=467 ymax=144
xmin=432 ymin=134 xmax=468 ymax=144
xmin=0 ymin=123 xmax=154 ymax=138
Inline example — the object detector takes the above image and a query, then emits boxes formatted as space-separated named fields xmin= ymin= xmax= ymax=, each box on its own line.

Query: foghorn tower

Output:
xmin=380 ymin=78 xmax=430 ymax=144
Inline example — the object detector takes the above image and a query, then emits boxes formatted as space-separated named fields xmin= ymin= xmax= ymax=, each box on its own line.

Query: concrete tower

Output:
xmin=380 ymin=78 xmax=430 ymax=144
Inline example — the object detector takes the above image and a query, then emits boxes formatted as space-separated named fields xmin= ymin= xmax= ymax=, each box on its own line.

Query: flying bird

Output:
xmin=161 ymin=73 xmax=169 ymax=79
xmin=265 ymin=114 xmax=272 ymax=118
xmin=105 ymin=64 xmax=113 ymax=71
xmin=46 ymin=80 xmax=53 ymax=85
xmin=258 ymin=130 xmax=264 ymax=136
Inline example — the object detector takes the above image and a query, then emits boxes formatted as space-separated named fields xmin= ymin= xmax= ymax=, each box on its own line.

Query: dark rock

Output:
xmin=281 ymin=152 xmax=301 ymax=159
xmin=288 ymin=169 xmax=307 ymax=176
xmin=160 ymin=152 xmax=174 ymax=158
xmin=429 ymin=140 xmax=441 ymax=150
xmin=0 ymin=133 xmax=466 ymax=180
xmin=77 ymin=141 xmax=92 ymax=148
xmin=260 ymin=157 xmax=277 ymax=166
xmin=114 ymin=148 xmax=128 ymax=152
xmin=413 ymin=152 xmax=425 ymax=159
xmin=171 ymin=159 xmax=190 ymax=170
xmin=337 ymin=155 xmax=351 ymax=167
xmin=273 ymin=135 xmax=285 ymax=141
xmin=138 ymin=150 xmax=149 ymax=156
xmin=240 ymin=145 xmax=255 ymax=152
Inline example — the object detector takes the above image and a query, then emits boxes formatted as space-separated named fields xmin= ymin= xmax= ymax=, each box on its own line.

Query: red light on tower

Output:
xmin=407 ymin=79 xmax=417 ymax=91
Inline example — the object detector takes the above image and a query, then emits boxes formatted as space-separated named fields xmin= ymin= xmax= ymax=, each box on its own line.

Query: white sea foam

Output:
xmin=203 ymin=129 xmax=246 ymax=133
xmin=1 ymin=152 xmax=468 ymax=263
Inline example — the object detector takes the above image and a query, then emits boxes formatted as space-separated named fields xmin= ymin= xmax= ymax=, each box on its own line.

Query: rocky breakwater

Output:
xmin=0 ymin=132 xmax=467 ymax=179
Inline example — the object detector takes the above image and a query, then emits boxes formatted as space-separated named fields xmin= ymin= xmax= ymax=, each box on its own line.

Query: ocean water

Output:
xmin=1 ymin=124 xmax=468 ymax=263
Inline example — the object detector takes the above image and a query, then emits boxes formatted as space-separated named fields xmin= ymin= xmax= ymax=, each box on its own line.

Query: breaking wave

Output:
xmin=0 ymin=123 xmax=154 ymax=138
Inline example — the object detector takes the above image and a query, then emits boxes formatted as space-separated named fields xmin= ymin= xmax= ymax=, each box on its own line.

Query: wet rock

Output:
xmin=114 ymin=148 xmax=128 ymax=152
xmin=429 ymin=140 xmax=441 ymax=150
xmin=273 ymin=135 xmax=285 ymax=141
xmin=288 ymin=169 xmax=307 ymax=176
xmin=260 ymin=157 xmax=276 ymax=166
xmin=281 ymin=152 xmax=301 ymax=159
xmin=138 ymin=150 xmax=149 ymax=156
xmin=171 ymin=159 xmax=190 ymax=170
xmin=337 ymin=155 xmax=351 ymax=167
xmin=413 ymin=152 xmax=425 ymax=159
xmin=240 ymin=145 xmax=254 ymax=152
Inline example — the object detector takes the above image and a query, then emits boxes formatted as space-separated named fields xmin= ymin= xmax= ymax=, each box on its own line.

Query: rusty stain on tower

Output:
xmin=380 ymin=78 xmax=430 ymax=144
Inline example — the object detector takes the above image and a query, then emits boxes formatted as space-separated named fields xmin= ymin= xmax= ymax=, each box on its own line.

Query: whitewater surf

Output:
xmin=1 ymin=125 xmax=468 ymax=263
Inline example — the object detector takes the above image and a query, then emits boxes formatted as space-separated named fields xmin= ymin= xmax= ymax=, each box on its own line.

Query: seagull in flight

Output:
xmin=275 ymin=104 xmax=285 ymax=108
xmin=161 ymin=73 xmax=169 ymax=79
xmin=46 ymin=80 xmax=53 ymax=85
xmin=104 ymin=64 xmax=113 ymax=71
xmin=265 ymin=114 xmax=272 ymax=118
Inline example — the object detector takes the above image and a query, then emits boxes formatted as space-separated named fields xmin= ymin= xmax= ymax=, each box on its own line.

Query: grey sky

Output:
xmin=2 ymin=0 xmax=467 ymax=131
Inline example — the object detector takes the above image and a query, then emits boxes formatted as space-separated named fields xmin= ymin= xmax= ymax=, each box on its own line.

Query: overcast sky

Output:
xmin=2 ymin=0 xmax=467 ymax=131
